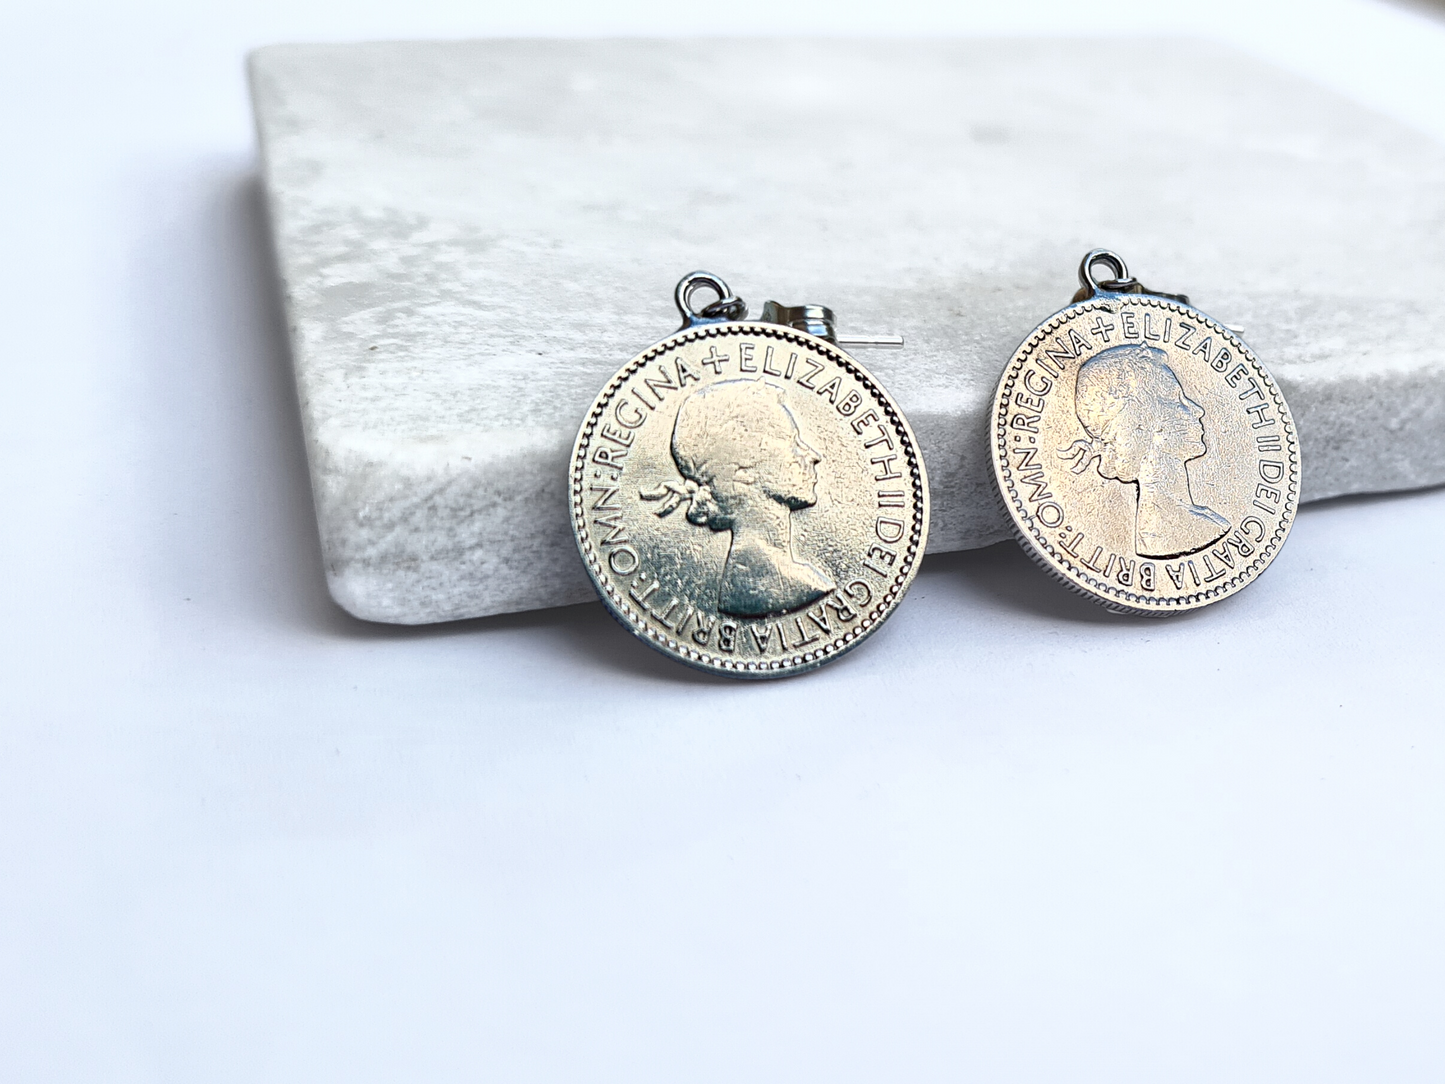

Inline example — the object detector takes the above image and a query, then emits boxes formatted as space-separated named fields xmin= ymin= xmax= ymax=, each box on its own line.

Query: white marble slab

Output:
xmin=249 ymin=38 xmax=1445 ymax=624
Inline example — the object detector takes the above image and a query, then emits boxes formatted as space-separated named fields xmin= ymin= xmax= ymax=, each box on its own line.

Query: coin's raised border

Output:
xmin=992 ymin=296 xmax=1299 ymax=614
xmin=570 ymin=322 xmax=929 ymax=677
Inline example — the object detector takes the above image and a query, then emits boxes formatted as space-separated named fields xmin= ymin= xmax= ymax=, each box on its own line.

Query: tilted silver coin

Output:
xmin=991 ymin=250 xmax=1300 ymax=614
xmin=571 ymin=273 xmax=929 ymax=677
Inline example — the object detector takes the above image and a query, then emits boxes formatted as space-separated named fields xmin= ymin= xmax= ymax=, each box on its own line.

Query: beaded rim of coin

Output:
xmin=571 ymin=321 xmax=928 ymax=678
xmin=992 ymin=293 xmax=1300 ymax=615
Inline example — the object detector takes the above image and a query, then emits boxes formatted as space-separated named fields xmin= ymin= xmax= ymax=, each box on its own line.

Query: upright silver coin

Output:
xmin=992 ymin=292 xmax=1300 ymax=614
xmin=572 ymin=322 xmax=928 ymax=677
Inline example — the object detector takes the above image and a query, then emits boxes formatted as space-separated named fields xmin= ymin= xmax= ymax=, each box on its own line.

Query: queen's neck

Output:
xmin=1134 ymin=455 xmax=1229 ymax=558
xmin=1137 ymin=455 xmax=1194 ymax=511
xmin=728 ymin=495 xmax=792 ymax=559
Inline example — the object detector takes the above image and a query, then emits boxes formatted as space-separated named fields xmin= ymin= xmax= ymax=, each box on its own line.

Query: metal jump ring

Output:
xmin=675 ymin=270 xmax=748 ymax=327
xmin=1079 ymin=249 xmax=1137 ymax=294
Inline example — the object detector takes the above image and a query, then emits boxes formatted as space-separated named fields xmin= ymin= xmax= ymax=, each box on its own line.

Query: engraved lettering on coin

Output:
xmin=991 ymin=296 xmax=1299 ymax=614
xmin=1058 ymin=344 xmax=1229 ymax=559
xmin=572 ymin=323 xmax=928 ymax=677
xmin=640 ymin=378 xmax=834 ymax=617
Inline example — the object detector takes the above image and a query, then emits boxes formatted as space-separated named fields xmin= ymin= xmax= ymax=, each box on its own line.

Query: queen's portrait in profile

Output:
xmin=641 ymin=378 xmax=834 ymax=617
xmin=1059 ymin=344 xmax=1230 ymax=559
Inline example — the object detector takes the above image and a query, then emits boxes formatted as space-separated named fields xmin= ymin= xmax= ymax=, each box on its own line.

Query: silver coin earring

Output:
xmin=990 ymin=250 xmax=1300 ymax=614
xmin=571 ymin=271 xmax=929 ymax=676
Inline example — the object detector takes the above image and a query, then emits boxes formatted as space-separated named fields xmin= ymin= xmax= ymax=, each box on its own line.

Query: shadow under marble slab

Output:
xmin=249 ymin=37 xmax=1445 ymax=624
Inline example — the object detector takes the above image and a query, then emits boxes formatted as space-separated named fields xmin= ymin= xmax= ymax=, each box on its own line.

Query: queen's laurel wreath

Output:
xmin=640 ymin=475 xmax=723 ymax=527
xmin=1059 ymin=436 xmax=1106 ymax=475
xmin=639 ymin=480 xmax=697 ymax=516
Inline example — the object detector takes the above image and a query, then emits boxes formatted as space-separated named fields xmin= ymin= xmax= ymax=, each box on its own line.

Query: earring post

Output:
xmin=837 ymin=334 xmax=905 ymax=348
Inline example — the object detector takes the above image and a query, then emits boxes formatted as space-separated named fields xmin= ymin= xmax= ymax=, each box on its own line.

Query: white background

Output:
xmin=4 ymin=1 xmax=1445 ymax=1081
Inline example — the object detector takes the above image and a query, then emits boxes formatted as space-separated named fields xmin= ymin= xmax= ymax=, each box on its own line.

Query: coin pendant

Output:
xmin=992 ymin=293 xmax=1300 ymax=614
xmin=571 ymin=322 xmax=928 ymax=677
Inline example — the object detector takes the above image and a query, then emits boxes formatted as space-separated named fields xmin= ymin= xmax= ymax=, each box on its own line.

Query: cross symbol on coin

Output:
xmin=701 ymin=346 xmax=730 ymax=374
xmin=1090 ymin=315 xmax=1116 ymax=342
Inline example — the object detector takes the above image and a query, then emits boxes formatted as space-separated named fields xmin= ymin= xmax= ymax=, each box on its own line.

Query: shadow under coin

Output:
xmin=929 ymin=541 xmax=1169 ymax=626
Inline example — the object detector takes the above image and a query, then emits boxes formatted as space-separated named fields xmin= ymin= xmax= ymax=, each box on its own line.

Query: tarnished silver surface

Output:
xmin=991 ymin=252 xmax=1301 ymax=614
xmin=571 ymin=276 xmax=928 ymax=677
